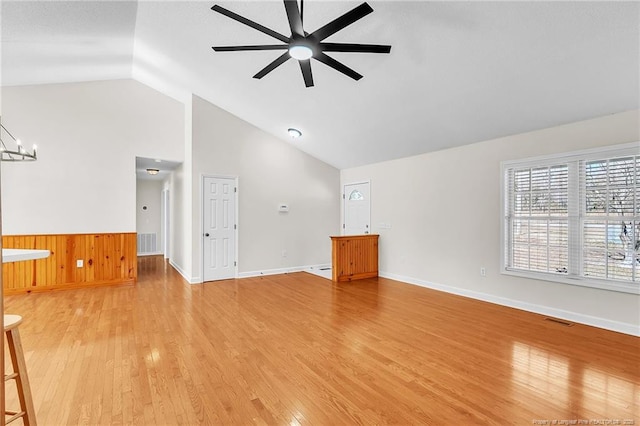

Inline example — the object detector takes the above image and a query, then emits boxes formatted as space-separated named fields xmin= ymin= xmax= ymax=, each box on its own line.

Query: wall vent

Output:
xmin=137 ymin=233 xmax=158 ymax=255
xmin=544 ymin=317 xmax=574 ymax=327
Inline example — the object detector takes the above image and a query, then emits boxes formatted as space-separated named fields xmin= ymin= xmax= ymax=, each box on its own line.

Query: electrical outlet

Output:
xmin=77 ymin=259 xmax=84 ymax=268
xmin=480 ymin=267 xmax=486 ymax=276
xmin=282 ymin=250 xmax=287 ymax=258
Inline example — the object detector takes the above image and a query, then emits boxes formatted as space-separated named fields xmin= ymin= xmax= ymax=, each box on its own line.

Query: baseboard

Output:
xmin=185 ymin=263 xmax=329 ymax=283
xmin=380 ymin=271 xmax=640 ymax=337
xmin=238 ymin=263 xmax=329 ymax=279
xmin=3 ymin=279 xmax=135 ymax=295
xmin=169 ymin=259 xmax=200 ymax=284
xmin=137 ymin=251 xmax=163 ymax=257
xmin=306 ymin=263 xmax=332 ymax=271
xmin=238 ymin=266 xmax=303 ymax=278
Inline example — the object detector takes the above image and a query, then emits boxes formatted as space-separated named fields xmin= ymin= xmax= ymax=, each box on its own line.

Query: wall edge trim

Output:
xmin=238 ymin=264 xmax=330 ymax=279
xmin=169 ymin=259 xmax=198 ymax=284
xmin=379 ymin=271 xmax=640 ymax=337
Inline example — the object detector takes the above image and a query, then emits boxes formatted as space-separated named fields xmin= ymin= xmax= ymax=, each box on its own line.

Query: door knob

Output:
xmin=204 ymin=233 xmax=210 ymax=237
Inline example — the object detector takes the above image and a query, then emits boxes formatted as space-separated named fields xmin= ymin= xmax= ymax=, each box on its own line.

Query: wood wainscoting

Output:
xmin=2 ymin=233 xmax=137 ymax=295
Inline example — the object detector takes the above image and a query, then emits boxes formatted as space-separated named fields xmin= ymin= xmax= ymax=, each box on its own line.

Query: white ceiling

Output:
xmin=2 ymin=1 xmax=638 ymax=170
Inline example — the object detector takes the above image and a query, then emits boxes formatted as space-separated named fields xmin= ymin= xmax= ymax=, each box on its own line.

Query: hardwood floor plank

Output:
xmin=4 ymin=256 xmax=639 ymax=425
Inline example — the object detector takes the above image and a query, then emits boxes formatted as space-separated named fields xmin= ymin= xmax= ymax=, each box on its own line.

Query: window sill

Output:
xmin=502 ymin=268 xmax=640 ymax=295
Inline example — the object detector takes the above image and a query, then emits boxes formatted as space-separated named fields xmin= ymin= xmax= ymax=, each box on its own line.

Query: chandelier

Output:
xmin=0 ymin=117 xmax=37 ymax=162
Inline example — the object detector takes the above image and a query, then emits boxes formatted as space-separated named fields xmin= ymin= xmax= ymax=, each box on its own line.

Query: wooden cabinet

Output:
xmin=330 ymin=234 xmax=379 ymax=282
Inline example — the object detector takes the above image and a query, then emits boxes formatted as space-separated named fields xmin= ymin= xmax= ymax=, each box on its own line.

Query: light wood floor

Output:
xmin=4 ymin=256 xmax=639 ymax=425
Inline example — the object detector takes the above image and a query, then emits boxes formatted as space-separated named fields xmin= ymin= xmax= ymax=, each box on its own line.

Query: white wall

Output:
xmin=1 ymin=80 xmax=185 ymax=234
xmin=190 ymin=95 xmax=340 ymax=281
xmin=341 ymin=110 xmax=640 ymax=335
xmin=167 ymin=100 xmax=193 ymax=280
xmin=136 ymin=179 xmax=163 ymax=252
xmin=167 ymin=162 xmax=192 ymax=278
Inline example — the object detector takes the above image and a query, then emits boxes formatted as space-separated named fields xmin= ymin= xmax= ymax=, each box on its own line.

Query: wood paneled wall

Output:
xmin=2 ymin=233 xmax=137 ymax=295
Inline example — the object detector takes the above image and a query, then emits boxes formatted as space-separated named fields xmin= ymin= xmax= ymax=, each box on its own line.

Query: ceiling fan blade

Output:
xmin=319 ymin=42 xmax=391 ymax=54
xmin=315 ymin=52 xmax=363 ymax=81
xmin=212 ymin=5 xmax=290 ymax=43
xmin=310 ymin=3 xmax=373 ymax=42
xmin=284 ymin=0 xmax=304 ymax=37
xmin=253 ymin=52 xmax=291 ymax=79
xmin=299 ymin=59 xmax=314 ymax=87
xmin=213 ymin=45 xmax=288 ymax=52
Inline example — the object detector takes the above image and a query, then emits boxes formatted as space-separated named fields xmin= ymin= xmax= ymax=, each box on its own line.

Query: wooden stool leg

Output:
xmin=6 ymin=328 xmax=37 ymax=426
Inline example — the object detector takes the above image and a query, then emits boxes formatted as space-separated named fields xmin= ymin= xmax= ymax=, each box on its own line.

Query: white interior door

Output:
xmin=203 ymin=176 xmax=236 ymax=281
xmin=343 ymin=181 xmax=370 ymax=235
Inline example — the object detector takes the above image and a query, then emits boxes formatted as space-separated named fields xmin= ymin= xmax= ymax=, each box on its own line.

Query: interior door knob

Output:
xmin=204 ymin=233 xmax=210 ymax=237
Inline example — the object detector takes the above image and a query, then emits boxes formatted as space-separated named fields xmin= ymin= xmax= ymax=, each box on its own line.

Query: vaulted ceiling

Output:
xmin=2 ymin=1 xmax=638 ymax=169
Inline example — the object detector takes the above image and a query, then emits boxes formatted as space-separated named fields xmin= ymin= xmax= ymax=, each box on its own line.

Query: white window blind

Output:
xmin=502 ymin=143 xmax=639 ymax=294
xmin=508 ymin=165 xmax=569 ymax=273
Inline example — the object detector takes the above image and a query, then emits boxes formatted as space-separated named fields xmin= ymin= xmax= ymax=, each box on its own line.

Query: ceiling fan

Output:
xmin=211 ymin=0 xmax=391 ymax=87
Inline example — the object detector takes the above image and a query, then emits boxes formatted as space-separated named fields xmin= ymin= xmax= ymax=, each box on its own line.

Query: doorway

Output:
xmin=202 ymin=176 xmax=237 ymax=281
xmin=343 ymin=181 xmax=370 ymax=235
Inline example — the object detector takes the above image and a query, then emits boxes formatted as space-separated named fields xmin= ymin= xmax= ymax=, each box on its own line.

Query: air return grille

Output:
xmin=137 ymin=233 xmax=157 ymax=255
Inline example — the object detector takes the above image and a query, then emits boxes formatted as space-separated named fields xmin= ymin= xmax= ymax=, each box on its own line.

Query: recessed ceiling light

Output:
xmin=288 ymin=45 xmax=313 ymax=61
xmin=288 ymin=128 xmax=302 ymax=138
xmin=154 ymin=159 xmax=162 ymax=163
xmin=146 ymin=168 xmax=160 ymax=175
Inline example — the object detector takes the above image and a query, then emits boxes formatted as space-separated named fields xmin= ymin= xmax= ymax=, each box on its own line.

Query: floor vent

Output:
xmin=137 ymin=233 xmax=157 ymax=255
xmin=544 ymin=317 xmax=574 ymax=327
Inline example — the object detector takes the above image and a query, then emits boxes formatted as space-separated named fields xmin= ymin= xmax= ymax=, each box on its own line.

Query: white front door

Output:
xmin=203 ymin=176 xmax=236 ymax=281
xmin=343 ymin=181 xmax=370 ymax=235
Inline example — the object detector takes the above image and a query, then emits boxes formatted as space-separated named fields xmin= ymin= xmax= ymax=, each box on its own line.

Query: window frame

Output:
xmin=501 ymin=142 xmax=640 ymax=294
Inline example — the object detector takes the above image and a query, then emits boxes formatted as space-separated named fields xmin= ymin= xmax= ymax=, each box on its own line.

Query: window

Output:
xmin=348 ymin=189 xmax=364 ymax=201
xmin=502 ymin=142 xmax=640 ymax=294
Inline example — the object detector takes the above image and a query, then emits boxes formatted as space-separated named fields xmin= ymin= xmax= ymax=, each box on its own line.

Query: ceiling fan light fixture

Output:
xmin=288 ymin=44 xmax=313 ymax=60
xmin=211 ymin=2 xmax=391 ymax=87
xmin=288 ymin=128 xmax=302 ymax=138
